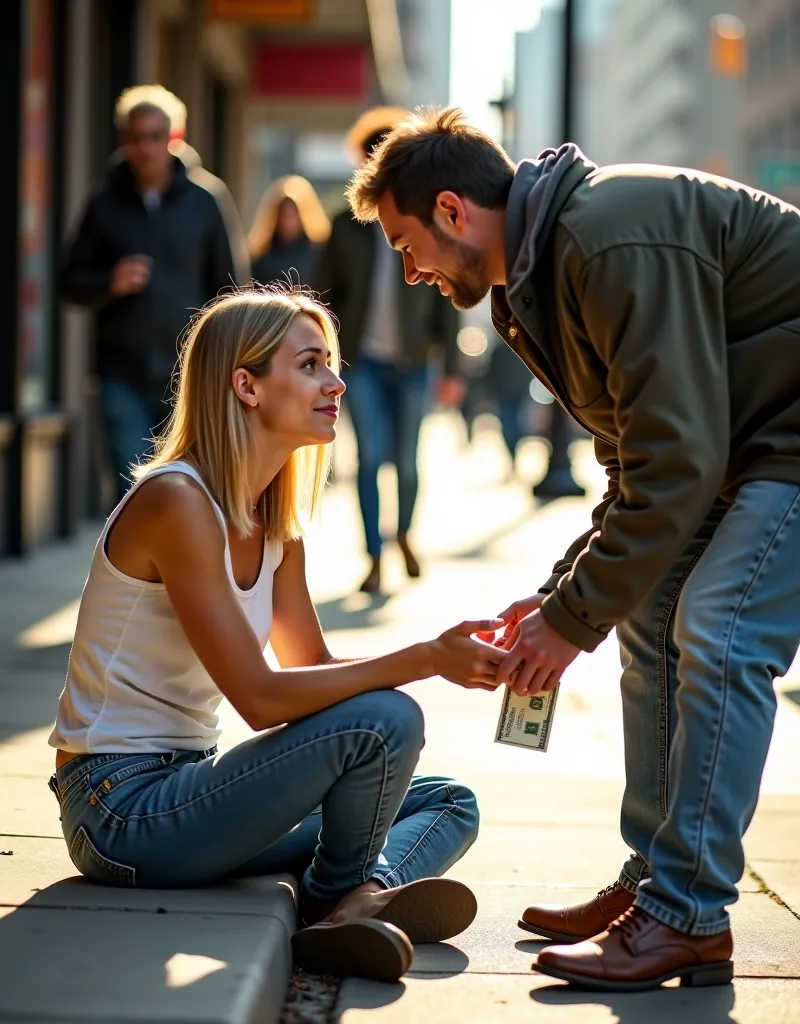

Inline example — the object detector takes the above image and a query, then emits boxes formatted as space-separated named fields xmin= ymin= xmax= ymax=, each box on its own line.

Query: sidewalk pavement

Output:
xmin=2 ymin=411 xmax=799 ymax=1023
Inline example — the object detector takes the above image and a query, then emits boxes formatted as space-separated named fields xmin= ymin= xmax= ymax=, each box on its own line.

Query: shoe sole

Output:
xmin=376 ymin=878 xmax=478 ymax=943
xmin=292 ymin=919 xmax=412 ymax=982
xmin=517 ymin=919 xmax=585 ymax=944
xmin=533 ymin=958 xmax=735 ymax=992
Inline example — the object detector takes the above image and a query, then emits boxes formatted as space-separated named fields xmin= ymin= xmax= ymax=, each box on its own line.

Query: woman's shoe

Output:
xmin=397 ymin=533 xmax=421 ymax=579
xmin=374 ymin=877 xmax=477 ymax=943
xmin=291 ymin=918 xmax=413 ymax=982
xmin=359 ymin=556 xmax=381 ymax=594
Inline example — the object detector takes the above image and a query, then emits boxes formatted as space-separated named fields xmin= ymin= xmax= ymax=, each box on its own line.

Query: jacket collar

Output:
xmin=108 ymin=155 xmax=189 ymax=202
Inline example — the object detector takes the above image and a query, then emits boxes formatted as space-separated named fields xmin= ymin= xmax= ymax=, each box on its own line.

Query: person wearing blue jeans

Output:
xmin=318 ymin=107 xmax=462 ymax=594
xmin=346 ymin=108 xmax=800 ymax=990
xmin=49 ymin=289 xmax=504 ymax=983
xmin=345 ymin=356 xmax=429 ymax=574
xmin=99 ymin=379 xmax=169 ymax=501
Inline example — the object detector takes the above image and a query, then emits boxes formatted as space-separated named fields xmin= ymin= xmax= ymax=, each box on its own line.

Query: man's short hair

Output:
xmin=346 ymin=107 xmax=515 ymax=224
xmin=114 ymin=84 xmax=187 ymax=136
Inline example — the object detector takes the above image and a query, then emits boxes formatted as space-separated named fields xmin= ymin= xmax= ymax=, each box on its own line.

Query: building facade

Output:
xmin=599 ymin=0 xmax=745 ymax=178
xmin=744 ymin=0 xmax=800 ymax=201
xmin=2 ymin=0 xmax=400 ymax=558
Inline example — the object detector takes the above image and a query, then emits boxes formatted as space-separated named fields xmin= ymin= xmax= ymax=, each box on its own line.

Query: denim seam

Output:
xmin=56 ymin=754 xmax=132 ymax=801
xmin=379 ymin=799 xmax=455 ymax=886
xmin=96 ymin=727 xmax=393 ymax=823
xmin=683 ymin=489 xmax=800 ymax=929
xmin=618 ymin=870 xmax=640 ymax=895
xmin=655 ymin=545 xmax=708 ymax=821
xmin=357 ymin=740 xmax=389 ymax=885
xmin=634 ymin=890 xmax=730 ymax=936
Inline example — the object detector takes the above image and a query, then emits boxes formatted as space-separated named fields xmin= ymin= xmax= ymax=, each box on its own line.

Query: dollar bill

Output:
xmin=494 ymin=683 xmax=560 ymax=752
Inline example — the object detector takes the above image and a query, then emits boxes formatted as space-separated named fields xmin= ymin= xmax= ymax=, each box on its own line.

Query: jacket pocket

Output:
xmin=69 ymin=826 xmax=137 ymax=887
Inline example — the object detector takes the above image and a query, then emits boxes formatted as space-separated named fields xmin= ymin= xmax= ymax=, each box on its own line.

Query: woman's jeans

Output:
xmin=344 ymin=358 xmax=430 ymax=557
xmin=616 ymin=480 xmax=800 ymax=936
xmin=51 ymin=691 xmax=479 ymax=905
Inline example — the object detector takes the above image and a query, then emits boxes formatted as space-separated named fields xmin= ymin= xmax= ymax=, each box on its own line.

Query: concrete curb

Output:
xmin=0 ymin=863 xmax=299 ymax=1023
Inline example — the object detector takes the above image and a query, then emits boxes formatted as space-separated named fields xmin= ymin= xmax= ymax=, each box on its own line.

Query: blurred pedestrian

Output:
xmin=319 ymin=107 xmax=463 ymax=594
xmin=249 ymin=175 xmax=330 ymax=288
xmin=486 ymin=337 xmax=533 ymax=472
xmin=60 ymin=85 xmax=240 ymax=503
xmin=348 ymin=107 xmax=800 ymax=991
xmin=48 ymin=285 xmax=501 ymax=982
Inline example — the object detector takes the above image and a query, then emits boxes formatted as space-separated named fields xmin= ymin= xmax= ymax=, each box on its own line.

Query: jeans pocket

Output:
xmin=69 ymin=826 xmax=137 ymax=887
xmin=88 ymin=757 xmax=168 ymax=820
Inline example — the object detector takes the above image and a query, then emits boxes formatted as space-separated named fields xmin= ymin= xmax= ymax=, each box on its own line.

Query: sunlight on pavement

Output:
xmin=164 ymin=954 xmax=228 ymax=988
xmin=16 ymin=600 xmax=80 ymax=649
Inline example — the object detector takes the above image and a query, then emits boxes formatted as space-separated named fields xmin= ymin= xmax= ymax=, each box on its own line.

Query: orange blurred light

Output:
xmin=710 ymin=14 xmax=747 ymax=77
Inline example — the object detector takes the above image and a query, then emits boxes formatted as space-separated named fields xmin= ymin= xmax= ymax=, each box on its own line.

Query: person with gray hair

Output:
xmin=61 ymin=85 xmax=243 ymax=503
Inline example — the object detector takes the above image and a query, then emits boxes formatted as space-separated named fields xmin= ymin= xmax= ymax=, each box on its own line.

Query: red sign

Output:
xmin=253 ymin=42 xmax=368 ymax=99
xmin=208 ymin=0 xmax=313 ymax=23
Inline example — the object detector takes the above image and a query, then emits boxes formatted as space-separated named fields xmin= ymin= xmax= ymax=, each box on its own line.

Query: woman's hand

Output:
xmin=429 ymin=618 xmax=506 ymax=690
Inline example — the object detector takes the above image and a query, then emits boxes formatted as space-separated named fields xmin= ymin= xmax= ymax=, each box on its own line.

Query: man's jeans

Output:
xmin=51 ymin=692 xmax=479 ymax=903
xmin=344 ymin=358 xmax=430 ymax=557
xmin=99 ymin=378 xmax=170 ymax=503
xmin=616 ymin=480 xmax=800 ymax=935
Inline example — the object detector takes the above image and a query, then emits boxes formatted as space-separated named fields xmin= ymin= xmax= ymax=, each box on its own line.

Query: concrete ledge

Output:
xmin=0 ymin=837 xmax=298 ymax=1023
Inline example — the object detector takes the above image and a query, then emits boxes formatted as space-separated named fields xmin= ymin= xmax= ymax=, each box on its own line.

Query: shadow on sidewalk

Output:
xmin=530 ymin=979 xmax=736 ymax=1021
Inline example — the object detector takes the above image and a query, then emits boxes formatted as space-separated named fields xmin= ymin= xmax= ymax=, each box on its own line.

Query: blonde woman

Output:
xmin=48 ymin=287 xmax=504 ymax=983
xmin=248 ymin=176 xmax=330 ymax=287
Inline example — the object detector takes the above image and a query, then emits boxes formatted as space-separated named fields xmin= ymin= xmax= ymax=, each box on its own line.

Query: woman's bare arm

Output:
xmin=140 ymin=477 xmax=502 ymax=730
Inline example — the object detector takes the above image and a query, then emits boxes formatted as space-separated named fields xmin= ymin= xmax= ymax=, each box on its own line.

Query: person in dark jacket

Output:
xmin=319 ymin=108 xmax=463 ymax=594
xmin=248 ymin=175 xmax=330 ymax=288
xmin=60 ymin=85 xmax=239 ymax=502
xmin=346 ymin=108 xmax=800 ymax=990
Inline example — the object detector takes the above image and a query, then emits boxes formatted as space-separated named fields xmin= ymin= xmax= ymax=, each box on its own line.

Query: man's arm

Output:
xmin=540 ymin=244 xmax=728 ymax=652
xmin=60 ymin=199 xmax=114 ymax=307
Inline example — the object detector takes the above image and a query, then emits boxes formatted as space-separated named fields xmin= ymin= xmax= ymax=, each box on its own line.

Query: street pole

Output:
xmin=532 ymin=0 xmax=586 ymax=499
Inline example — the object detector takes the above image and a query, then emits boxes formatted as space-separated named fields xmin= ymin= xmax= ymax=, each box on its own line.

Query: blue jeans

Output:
xmin=51 ymin=691 xmax=479 ymax=905
xmin=344 ymin=358 xmax=430 ymax=557
xmin=616 ymin=480 xmax=800 ymax=935
xmin=99 ymin=378 xmax=170 ymax=502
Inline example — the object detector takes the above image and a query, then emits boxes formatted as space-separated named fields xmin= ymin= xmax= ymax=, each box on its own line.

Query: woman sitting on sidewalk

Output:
xmin=48 ymin=287 xmax=503 ymax=982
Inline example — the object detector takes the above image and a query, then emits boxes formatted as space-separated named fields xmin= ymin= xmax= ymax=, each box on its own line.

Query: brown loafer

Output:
xmin=374 ymin=877 xmax=477 ymax=943
xmin=292 ymin=918 xmax=413 ymax=982
xmin=533 ymin=907 xmax=734 ymax=992
xmin=519 ymin=881 xmax=635 ymax=943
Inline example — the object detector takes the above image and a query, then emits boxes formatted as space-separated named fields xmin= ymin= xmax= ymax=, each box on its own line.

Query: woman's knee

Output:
xmin=447 ymin=780 xmax=480 ymax=846
xmin=343 ymin=689 xmax=426 ymax=754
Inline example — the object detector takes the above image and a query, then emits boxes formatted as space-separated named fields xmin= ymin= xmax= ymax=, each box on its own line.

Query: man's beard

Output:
xmin=429 ymin=224 xmax=492 ymax=311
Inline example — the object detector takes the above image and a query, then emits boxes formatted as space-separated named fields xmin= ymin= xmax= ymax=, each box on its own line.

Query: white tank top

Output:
xmin=49 ymin=461 xmax=283 ymax=754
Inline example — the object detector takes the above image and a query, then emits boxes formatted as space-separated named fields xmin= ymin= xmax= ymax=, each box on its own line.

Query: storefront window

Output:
xmin=19 ymin=0 xmax=54 ymax=413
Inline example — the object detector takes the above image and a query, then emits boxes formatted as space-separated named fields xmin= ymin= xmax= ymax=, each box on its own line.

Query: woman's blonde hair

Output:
xmin=247 ymin=175 xmax=331 ymax=259
xmin=133 ymin=287 xmax=340 ymax=540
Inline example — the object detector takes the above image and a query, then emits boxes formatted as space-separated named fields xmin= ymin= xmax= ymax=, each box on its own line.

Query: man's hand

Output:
xmin=476 ymin=593 xmax=545 ymax=646
xmin=111 ymin=255 xmax=152 ymax=297
xmin=497 ymin=607 xmax=580 ymax=695
xmin=436 ymin=375 xmax=467 ymax=407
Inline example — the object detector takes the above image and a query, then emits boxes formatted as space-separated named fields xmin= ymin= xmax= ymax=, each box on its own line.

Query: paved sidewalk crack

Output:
xmin=746 ymin=865 xmax=800 ymax=923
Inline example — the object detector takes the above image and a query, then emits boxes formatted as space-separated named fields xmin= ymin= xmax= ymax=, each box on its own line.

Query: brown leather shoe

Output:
xmin=519 ymin=882 xmax=635 ymax=943
xmin=533 ymin=907 xmax=734 ymax=991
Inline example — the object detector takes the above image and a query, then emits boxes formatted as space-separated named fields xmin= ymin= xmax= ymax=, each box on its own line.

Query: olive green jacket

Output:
xmin=492 ymin=161 xmax=800 ymax=651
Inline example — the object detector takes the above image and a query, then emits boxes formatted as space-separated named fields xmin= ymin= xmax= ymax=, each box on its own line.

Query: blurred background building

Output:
xmin=3 ymin=0 xmax=797 ymax=560
xmin=1 ymin=0 xmax=446 ymax=558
